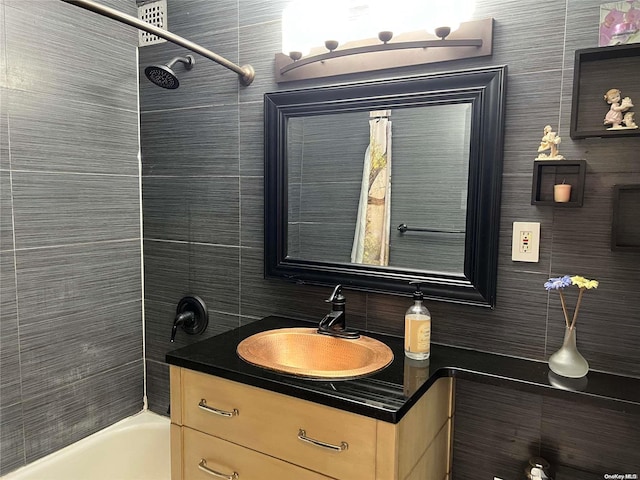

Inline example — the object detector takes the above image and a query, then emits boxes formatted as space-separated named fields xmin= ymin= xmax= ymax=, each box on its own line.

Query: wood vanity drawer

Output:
xmin=182 ymin=426 xmax=333 ymax=480
xmin=180 ymin=369 xmax=377 ymax=480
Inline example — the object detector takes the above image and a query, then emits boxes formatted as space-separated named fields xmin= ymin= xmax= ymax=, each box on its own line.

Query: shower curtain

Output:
xmin=351 ymin=110 xmax=392 ymax=266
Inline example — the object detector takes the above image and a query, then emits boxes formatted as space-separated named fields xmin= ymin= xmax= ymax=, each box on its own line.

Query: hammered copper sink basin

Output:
xmin=236 ymin=328 xmax=394 ymax=380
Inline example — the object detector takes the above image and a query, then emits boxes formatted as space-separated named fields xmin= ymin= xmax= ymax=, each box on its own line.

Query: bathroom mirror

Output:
xmin=265 ymin=66 xmax=507 ymax=307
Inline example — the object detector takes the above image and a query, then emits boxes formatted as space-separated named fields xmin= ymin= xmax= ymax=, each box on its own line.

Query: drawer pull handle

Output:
xmin=198 ymin=399 xmax=239 ymax=417
xmin=198 ymin=459 xmax=239 ymax=479
xmin=297 ymin=429 xmax=348 ymax=452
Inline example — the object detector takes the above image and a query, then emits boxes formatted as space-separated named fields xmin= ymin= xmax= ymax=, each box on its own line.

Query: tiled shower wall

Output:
xmin=140 ymin=0 xmax=640 ymax=477
xmin=0 ymin=0 xmax=142 ymax=475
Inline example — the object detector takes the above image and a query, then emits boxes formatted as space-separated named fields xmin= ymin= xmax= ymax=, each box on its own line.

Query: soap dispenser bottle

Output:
xmin=404 ymin=282 xmax=431 ymax=360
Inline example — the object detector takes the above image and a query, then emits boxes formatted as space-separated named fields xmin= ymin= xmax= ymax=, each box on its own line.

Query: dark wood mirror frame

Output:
xmin=264 ymin=66 xmax=507 ymax=307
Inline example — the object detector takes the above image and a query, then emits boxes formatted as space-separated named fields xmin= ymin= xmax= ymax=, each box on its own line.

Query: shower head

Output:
xmin=144 ymin=55 xmax=195 ymax=89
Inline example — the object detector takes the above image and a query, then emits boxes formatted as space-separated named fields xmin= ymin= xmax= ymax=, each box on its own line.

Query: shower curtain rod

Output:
xmin=60 ymin=0 xmax=255 ymax=86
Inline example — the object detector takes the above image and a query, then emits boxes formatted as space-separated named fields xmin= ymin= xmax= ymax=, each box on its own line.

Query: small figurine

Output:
xmin=536 ymin=125 xmax=564 ymax=160
xmin=623 ymin=111 xmax=637 ymax=129
xmin=603 ymin=88 xmax=638 ymax=130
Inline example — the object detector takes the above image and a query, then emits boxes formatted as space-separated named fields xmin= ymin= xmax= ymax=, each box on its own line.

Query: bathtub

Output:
xmin=3 ymin=410 xmax=170 ymax=480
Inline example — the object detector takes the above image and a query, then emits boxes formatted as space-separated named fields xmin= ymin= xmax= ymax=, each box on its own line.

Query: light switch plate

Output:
xmin=511 ymin=221 xmax=540 ymax=262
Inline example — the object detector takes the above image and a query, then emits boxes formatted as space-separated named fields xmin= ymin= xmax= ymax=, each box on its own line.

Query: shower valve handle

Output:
xmin=169 ymin=295 xmax=208 ymax=342
xmin=170 ymin=311 xmax=194 ymax=342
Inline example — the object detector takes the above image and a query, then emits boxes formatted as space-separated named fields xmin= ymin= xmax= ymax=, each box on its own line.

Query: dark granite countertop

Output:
xmin=166 ymin=316 xmax=640 ymax=424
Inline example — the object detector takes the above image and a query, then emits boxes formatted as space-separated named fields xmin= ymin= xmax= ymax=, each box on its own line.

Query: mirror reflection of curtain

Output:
xmin=351 ymin=110 xmax=392 ymax=266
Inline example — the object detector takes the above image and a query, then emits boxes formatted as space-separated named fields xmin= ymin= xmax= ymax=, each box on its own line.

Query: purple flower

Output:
xmin=544 ymin=275 xmax=572 ymax=291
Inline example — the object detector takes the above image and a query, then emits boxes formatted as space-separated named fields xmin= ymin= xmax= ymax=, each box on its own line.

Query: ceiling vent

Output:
xmin=137 ymin=0 xmax=167 ymax=47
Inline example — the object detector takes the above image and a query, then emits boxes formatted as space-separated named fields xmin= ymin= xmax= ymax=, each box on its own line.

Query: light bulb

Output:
xmin=423 ymin=0 xmax=475 ymax=36
xmin=318 ymin=0 xmax=349 ymax=49
xmin=282 ymin=0 xmax=349 ymax=57
xmin=282 ymin=0 xmax=319 ymax=58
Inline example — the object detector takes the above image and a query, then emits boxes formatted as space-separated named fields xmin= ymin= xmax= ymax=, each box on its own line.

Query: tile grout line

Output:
xmin=237 ymin=18 xmax=243 ymax=320
xmin=12 ymin=237 xmax=141 ymax=252
xmin=7 ymin=169 xmax=139 ymax=178
xmin=5 ymin=65 xmax=29 ymax=473
xmin=136 ymin=45 xmax=148 ymax=411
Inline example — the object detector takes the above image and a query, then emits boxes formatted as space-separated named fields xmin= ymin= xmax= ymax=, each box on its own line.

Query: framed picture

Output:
xmin=599 ymin=1 xmax=640 ymax=46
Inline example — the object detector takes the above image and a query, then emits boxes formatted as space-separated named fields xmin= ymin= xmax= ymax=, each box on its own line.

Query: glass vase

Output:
xmin=548 ymin=326 xmax=589 ymax=378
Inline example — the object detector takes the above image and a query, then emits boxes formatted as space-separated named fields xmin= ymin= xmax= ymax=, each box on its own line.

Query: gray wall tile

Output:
xmin=143 ymin=175 xmax=239 ymax=244
xmin=141 ymin=104 xmax=239 ymax=176
xmin=0 ymin=403 xmax=25 ymax=475
xmin=145 ymin=359 xmax=170 ymax=415
xmin=22 ymin=359 xmax=143 ymax=463
xmin=0 ymin=0 xmax=142 ymax=474
xmin=4 ymin=0 xmax=138 ymax=108
xmin=540 ymin=395 xmax=640 ymax=474
xmin=0 ymin=2 xmax=5 ymax=86
xmin=165 ymin=0 xmax=237 ymax=39
xmin=452 ymin=380 xmax=543 ymax=480
xmin=0 ymin=88 xmax=8 ymax=170
xmin=239 ymin=20 xmax=280 ymax=104
xmin=240 ymin=176 xmax=263 ymax=248
xmin=435 ymin=268 xmax=550 ymax=360
xmin=19 ymin=299 xmax=142 ymax=398
xmin=11 ymin=172 xmax=140 ymax=249
xmin=239 ymin=0 xmax=288 ymax=27
xmin=452 ymin=380 xmax=640 ymax=479
xmin=15 ymin=240 xmax=141 ymax=327
xmin=475 ymin=0 xmax=566 ymax=75
xmin=502 ymin=70 xmax=564 ymax=176
xmin=0 ymin=250 xmax=20 ymax=408
xmin=144 ymin=239 xmax=240 ymax=314
xmin=239 ymin=246 xmax=332 ymax=321
xmin=7 ymin=89 xmax=139 ymax=175
xmin=239 ymin=101 xmax=264 ymax=176
xmin=564 ymin=0 xmax=603 ymax=69
xmin=0 ymin=170 xmax=13 ymax=251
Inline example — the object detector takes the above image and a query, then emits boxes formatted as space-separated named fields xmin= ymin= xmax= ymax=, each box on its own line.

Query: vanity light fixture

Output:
xmin=276 ymin=0 xmax=493 ymax=83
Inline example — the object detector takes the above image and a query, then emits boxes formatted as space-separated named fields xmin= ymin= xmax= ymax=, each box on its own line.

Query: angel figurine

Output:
xmin=536 ymin=125 xmax=564 ymax=160
xmin=603 ymin=88 xmax=638 ymax=130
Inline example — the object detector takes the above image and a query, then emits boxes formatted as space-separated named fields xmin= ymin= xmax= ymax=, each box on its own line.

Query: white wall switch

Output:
xmin=511 ymin=221 xmax=540 ymax=262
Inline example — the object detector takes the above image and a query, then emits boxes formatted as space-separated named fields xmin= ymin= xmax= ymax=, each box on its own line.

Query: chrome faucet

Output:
xmin=318 ymin=285 xmax=360 ymax=339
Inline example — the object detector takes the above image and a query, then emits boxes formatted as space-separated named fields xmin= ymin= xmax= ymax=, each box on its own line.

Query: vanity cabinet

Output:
xmin=170 ymin=366 xmax=453 ymax=480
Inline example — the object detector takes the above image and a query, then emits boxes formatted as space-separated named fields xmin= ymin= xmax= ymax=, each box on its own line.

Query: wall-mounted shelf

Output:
xmin=531 ymin=160 xmax=586 ymax=207
xmin=570 ymin=44 xmax=640 ymax=139
xmin=611 ymin=184 xmax=640 ymax=251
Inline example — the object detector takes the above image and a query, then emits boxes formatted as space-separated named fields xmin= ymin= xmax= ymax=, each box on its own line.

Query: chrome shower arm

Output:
xmin=60 ymin=0 xmax=255 ymax=86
